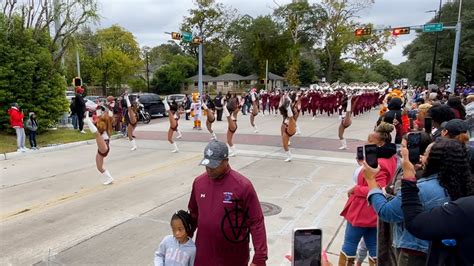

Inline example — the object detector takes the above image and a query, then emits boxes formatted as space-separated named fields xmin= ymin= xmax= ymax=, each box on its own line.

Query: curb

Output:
xmin=0 ymin=134 xmax=124 ymax=161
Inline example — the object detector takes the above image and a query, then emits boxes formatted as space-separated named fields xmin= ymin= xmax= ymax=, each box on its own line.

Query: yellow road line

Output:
xmin=0 ymin=154 xmax=201 ymax=223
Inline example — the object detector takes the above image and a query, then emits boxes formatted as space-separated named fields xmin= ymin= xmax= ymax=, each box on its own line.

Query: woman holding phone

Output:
xmin=339 ymin=123 xmax=397 ymax=266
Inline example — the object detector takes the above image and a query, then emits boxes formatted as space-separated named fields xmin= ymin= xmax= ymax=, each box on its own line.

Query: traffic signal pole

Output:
xmin=431 ymin=0 xmax=442 ymax=84
xmin=449 ymin=0 xmax=462 ymax=93
xmin=198 ymin=33 xmax=203 ymax=118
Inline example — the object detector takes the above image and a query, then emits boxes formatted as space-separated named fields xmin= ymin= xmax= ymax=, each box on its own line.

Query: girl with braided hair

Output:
xmin=84 ymin=107 xmax=114 ymax=185
xmin=279 ymin=92 xmax=297 ymax=162
xmin=154 ymin=210 xmax=196 ymax=266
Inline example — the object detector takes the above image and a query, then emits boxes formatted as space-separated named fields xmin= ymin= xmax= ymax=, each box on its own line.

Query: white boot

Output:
xmin=171 ymin=142 xmax=179 ymax=153
xmin=102 ymin=170 xmax=114 ymax=185
xmin=130 ymin=139 xmax=137 ymax=151
xmin=339 ymin=139 xmax=347 ymax=150
xmin=84 ymin=111 xmax=97 ymax=133
xmin=211 ymin=132 xmax=217 ymax=140
xmin=254 ymin=125 xmax=259 ymax=133
xmin=176 ymin=130 xmax=182 ymax=139
xmin=296 ymin=125 xmax=301 ymax=135
xmin=229 ymin=145 xmax=236 ymax=157
xmin=284 ymin=151 xmax=292 ymax=162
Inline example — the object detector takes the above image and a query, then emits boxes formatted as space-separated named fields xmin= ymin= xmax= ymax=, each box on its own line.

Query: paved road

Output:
xmin=0 ymin=110 xmax=379 ymax=265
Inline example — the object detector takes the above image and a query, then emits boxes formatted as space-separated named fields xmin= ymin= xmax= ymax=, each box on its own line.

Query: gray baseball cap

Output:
xmin=199 ymin=140 xmax=229 ymax=169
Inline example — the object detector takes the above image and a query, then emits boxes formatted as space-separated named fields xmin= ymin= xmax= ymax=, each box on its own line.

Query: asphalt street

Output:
xmin=0 ymin=110 xmax=380 ymax=265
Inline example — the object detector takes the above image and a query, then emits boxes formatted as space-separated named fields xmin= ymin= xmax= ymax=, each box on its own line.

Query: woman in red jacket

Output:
xmin=339 ymin=123 xmax=398 ymax=266
xmin=8 ymin=103 xmax=27 ymax=152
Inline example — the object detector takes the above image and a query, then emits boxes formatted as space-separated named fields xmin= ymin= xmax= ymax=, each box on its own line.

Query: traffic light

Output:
xmin=171 ymin=32 xmax=182 ymax=40
xmin=73 ymin=77 xmax=82 ymax=87
xmin=392 ymin=27 xmax=410 ymax=36
xmin=354 ymin=28 xmax=372 ymax=37
xmin=192 ymin=37 xmax=202 ymax=45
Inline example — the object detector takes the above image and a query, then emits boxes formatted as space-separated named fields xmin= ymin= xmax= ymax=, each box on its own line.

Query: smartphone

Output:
xmin=356 ymin=146 xmax=364 ymax=161
xmin=292 ymin=228 xmax=322 ymax=266
xmin=407 ymin=132 xmax=421 ymax=164
xmin=364 ymin=144 xmax=378 ymax=168
xmin=424 ymin=117 xmax=432 ymax=134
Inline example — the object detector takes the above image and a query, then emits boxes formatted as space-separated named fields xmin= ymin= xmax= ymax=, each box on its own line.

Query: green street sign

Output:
xmin=423 ymin=23 xmax=443 ymax=33
xmin=182 ymin=32 xmax=193 ymax=42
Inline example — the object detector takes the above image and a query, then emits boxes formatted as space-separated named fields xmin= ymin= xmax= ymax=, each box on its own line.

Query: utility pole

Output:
xmin=430 ymin=0 xmax=442 ymax=84
xmin=76 ymin=49 xmax=81 ymax=78
xmin=265 ymin=60 xmax=269 ymax=91
xmin=146 ymin=52 xmax=150 ymax=92
xmin=198 ymin=31 xmax=203 ymax=118
xmin=449 ymin=0 xmax=462 ymax=93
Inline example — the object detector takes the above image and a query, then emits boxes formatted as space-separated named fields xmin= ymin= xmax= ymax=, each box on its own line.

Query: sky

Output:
xmin=96 ymin=0 xmax=442 ymax=65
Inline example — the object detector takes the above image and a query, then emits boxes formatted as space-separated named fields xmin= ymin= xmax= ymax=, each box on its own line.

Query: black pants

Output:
xmin=77 ymin=115 xmax=84 ymax=131
xmin=29 ymin=131 xmax=37 ymax=147
xmin=216 ymin=108 xmax=223 ymax=121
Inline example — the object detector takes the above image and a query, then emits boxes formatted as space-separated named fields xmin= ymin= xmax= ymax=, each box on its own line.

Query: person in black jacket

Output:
xmin=214 ymin=92 xmax=223 ymax=121
xmin=74 ymin=87 xmax=86 ymax=133
xmin=399 ymin=147 xmax=474 ymax=265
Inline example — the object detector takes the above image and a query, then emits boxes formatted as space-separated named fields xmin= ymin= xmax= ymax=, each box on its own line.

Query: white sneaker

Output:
xmin=284 ymin=151 xmax=292 ymax=162
xmin=254 ymin=126 xmax=259 ymax=133
xmin=20 ymin=147 xmax=27 ymax=152
xmin=176 ymin=131 xmax=182 ymax=139
xmin=17 ymin=149 xmax=23 ymax=153
xmin=312 ymin=116 xmax=315 ymax=120
xmin=211 ymin=132 xmax=217 ymax=140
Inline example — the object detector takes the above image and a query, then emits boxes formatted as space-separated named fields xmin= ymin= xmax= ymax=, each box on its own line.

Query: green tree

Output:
xmin=94 ymin=25 xmax=142 ymax=95
xmin=0 ymin=14 xmax=67 ymax=131
xmin=274 ymin=1 xmax=326 ymax=85
xmin=371 ymin=59 xmax=400 ymax=82
xmin=151 ymin=55 xmax=196 ymax=95
xmin=403 ymin=0 xmax=474 ymax=84
xmin=318 ymin=0 xmax=393 ymax=82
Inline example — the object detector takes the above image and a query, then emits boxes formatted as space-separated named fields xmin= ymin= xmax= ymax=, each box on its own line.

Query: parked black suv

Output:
xmin=130 ymin=93 xmax=166 ymax=117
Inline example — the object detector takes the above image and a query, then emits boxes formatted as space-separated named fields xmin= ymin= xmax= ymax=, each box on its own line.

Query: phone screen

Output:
xmin=424 ymin=117 xmax=432 ymax=134
xmin=357 ymin=146 xmax=364 ymax=161
xmin=293 ymin=229 xmax=322 ymax=266
xmin=408 ymin=133 xmax=421 ymax=164
xmin=364 ymin=144 xmax=378 ymax=168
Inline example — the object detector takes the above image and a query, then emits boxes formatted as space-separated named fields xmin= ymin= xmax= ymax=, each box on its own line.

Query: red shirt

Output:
xmin=188 ymin=168 xmax=268 ymax=266
xmin=8 ymin=107 xmax=24 ymax=128
xmin=340 ymin=156 xmax=397 ymax=227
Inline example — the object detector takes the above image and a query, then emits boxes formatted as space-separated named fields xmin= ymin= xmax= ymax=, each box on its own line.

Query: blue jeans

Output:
xmin=71 ymin=114 xmax=78 ymax=129
xmin=29 ymin=131 xmax=37 ymax=147
xmin=342 ymin=222 xmax=377 ymax=257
